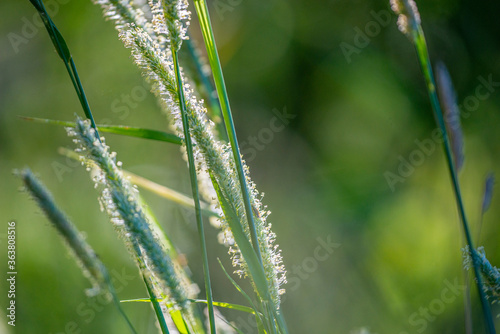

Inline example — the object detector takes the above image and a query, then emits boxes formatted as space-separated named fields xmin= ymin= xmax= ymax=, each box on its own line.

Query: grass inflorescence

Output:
xmin=21 ymin=0 xmax=288 ymax=332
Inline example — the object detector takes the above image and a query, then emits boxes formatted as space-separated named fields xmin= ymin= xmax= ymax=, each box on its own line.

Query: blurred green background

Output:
xmin=1 ymin=0 xmax=500 ymax=333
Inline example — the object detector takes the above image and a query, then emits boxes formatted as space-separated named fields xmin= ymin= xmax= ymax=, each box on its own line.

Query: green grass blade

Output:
xmin=395 ymin=8 xmax=496 ymax=331
xmin=190 ymin=299 xmax=255 ymax=314
xmin=122 ymin=297 xmax=255 ymax=314
xmin=20 ymin=116 xmax=182 ymax=145
xmin=172 ymin=48 xmax=216 ymax=334
xmin=142 ymin=275 xmax=170 ymax=334
xmin=169 ymin=309 xmax=191 ymax=334
xmin=192 ymin=0 xmax=263 ymax=264
xmin=217 ymin=259 xmax=259 ymax=312
xmin=27 ymin=0 xmax=100 ymax=140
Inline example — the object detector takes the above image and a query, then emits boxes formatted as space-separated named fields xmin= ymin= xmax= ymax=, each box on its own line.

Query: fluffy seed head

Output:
xmin=20 ymin=168 xmax=109 ymax=297
xmin=69 ymin=118 xmax=190 ymax=309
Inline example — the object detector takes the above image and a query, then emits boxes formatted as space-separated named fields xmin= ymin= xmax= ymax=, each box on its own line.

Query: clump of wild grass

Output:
xmin=94 ymin=0 xmax=287 ymax=312
xmin=22 ymin=0 xmax=288 ymax=332
xmin=391 ymin=0 xmax=497 ymax=332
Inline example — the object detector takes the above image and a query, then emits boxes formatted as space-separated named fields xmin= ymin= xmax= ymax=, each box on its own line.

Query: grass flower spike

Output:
xmin=98 ymin=0 xmax=287 ymax=310
xmin=390 ymin=0 xmax=421 ymax=37
xmin=19 ymin=168 xmax=137 ymax=333
xmin=150 ymin=0 xmax=191 ymax=50
xmin=68 ymin=118 xmax=189 ymax=310
xmin=19 ymin=168 xmax=108 ymax=297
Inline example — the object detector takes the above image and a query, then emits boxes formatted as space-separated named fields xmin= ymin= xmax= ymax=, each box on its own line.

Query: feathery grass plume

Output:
xmin=390 ymin=0 xmax=420 ymax=38
xmin=436 ymin=62 xmax=464 ymax=172
xmin=119 ymin=16 xmax=286 ymax=307
xmin=93 ymin=0 xmax=286 ymax=309
xmin=150 ymin=0 xmax=190 ymax=51
xmin=19 ymin=168 xmax=107 ymax=297
xmin=463 ymin=247 xmax=500 ymax=302
xmin=93 ymin=0 xmax=147 ymax=32
xmin=68 ymin=118 xmax=190 ymax=311
xmin=28 ymin=0 xmax=100 ymax=139
xmin=19 ymin=168 xmax=138 ymax=334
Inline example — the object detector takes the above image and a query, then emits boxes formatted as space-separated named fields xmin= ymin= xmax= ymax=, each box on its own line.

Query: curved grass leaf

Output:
xmin=20 ymin=117 xmax=182 ymax=145
xmin=190 ymin=299 xmax=255 ymax=315
xmin=122 ymin=297 xmax=255 ymax=315
xmin=27 ymin=0 xmax=99 ymax=139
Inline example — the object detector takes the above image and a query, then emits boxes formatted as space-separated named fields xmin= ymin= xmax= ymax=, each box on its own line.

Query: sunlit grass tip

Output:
xmin=390 ymin=0 xmax=421 ymax=37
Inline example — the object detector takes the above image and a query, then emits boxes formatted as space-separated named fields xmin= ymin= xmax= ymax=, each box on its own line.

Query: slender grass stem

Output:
xmin=28 ymin=0 xmax=100 ymax=140
xmin=172 ymin=48 xmax=216 ymax=334
xmin=192 ymin=0 xmax=263 ymax=266
xmin=142 ymin=274 xmax=171 ymax=334
xmin=411 ymin=25 xmax=496 ymax=334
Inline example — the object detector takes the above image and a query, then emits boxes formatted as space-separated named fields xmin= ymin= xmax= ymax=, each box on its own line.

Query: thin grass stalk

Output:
xmin=143 ymin=273 xmax=171 ymax=334
xmin=20 ymin=116 xmax=182 ymax=145
xmin=192 ymin=0 xmax=263 ymax=264
xmin=390 ymin=1 xmax=495 ymax=332
xmin=412 ymin=29 xmax=495 ymax=334
xmin=172 ymin=48 xmax=216 ymax=334
xmin=28 ymin=0 xmax=100 ymax=140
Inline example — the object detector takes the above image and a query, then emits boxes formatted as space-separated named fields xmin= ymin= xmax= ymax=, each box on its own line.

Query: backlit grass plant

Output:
xmin=391 ymin=0 xmax=498 ymax=332
xmin=21 ymin=0 xmax=287 ymax=333
xmin=19 ymin=0 xmax=499 ymax=333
